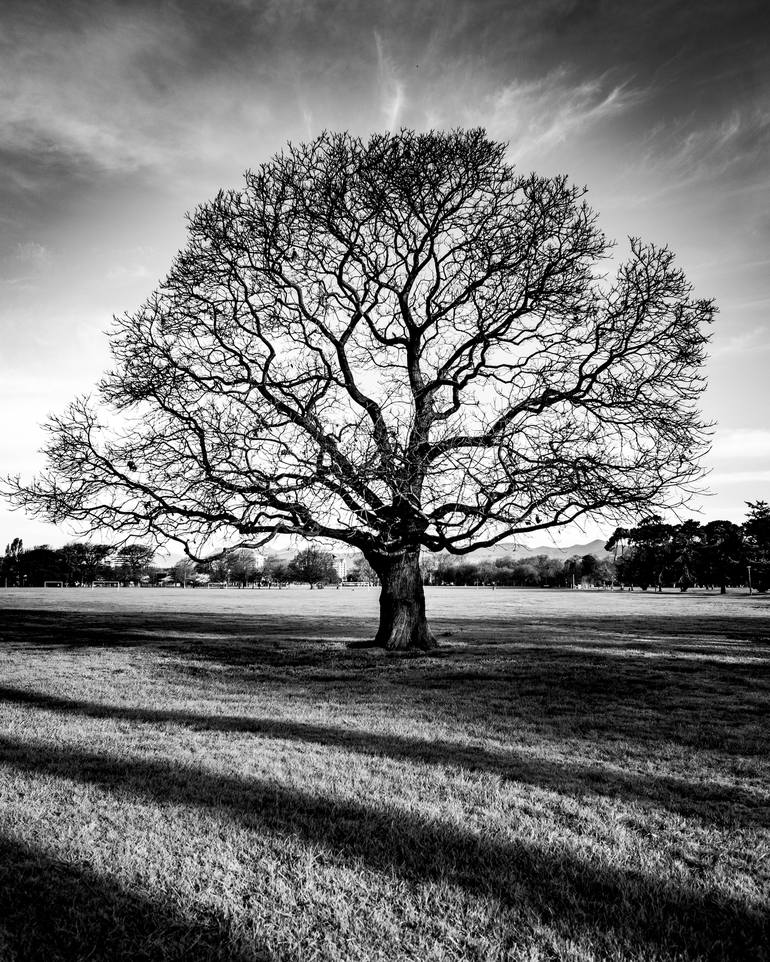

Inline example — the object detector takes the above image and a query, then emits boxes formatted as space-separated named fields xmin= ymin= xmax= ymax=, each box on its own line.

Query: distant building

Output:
xmin=333 ymin=555 xmax=348 ymax=580
xmin=253 ymin=552 xmax=266 ymax=572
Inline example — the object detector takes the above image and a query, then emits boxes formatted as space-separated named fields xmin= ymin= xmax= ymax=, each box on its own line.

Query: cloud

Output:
xmin=0 ymin=4 xmax=273 ymax=184
xmin=106 ymin=264 xmax=152 ymax=282
xmin=375 ymin=31 xmax=405 ymax=133
xmin=15 ymin=240 xmax=50 ymax=265
xmin=711 ymin=429 xmax=770 ymax=461
xmin=0 ymin=240 xmax=51 ymax=287
xmin=710 ymin=325 xmax=770 ymax=357
xmin=709 ymin=470 xmax=770 ymax=485
xmin=634 ymin=106 xmax=770 ymax=195
xmin=483 ymin=70 xmax=645 ymax=153
xmin=2 ymin=10 xmax=176 ymax=174
xmin=410 ymin=64 xmax=648 ymax=162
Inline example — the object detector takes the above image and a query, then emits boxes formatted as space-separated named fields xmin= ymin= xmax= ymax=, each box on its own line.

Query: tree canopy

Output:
xmin=287 ymin=547 xmax=339 ymax=587
xmin=606 ymin=506 xmax=767 ymax=593
xmin=5 ymin=129 xmax=714 ymax=647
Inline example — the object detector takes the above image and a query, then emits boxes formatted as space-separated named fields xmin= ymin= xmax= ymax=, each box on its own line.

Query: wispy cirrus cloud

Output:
xmin=2 ymin=11 xmax=178 ymax=174
xmin=630 ymin=105 xmax=770 ymax=199
xmin=481 ymin=70 xmax=647 ymax=154
xmin=0 ymin=5 xmax=273 ymax=183
xmin=0 ymin=240 xmax=52 ymax=288
xmin=15 ymin=240 xmax=50 ymax=266
xmin=403 ymin=60 xmax=650 ymax=166
xmin=374 ymin=32 xmax=406 ymax=133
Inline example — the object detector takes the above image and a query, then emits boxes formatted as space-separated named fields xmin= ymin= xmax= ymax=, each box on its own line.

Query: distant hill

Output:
xmin=265 ymin=539 xmax=611 ymax=564
xmin=458 ymin=539 xmax=611 ymax=563
xmin=166 ymin=538 xmax=610 ymax=569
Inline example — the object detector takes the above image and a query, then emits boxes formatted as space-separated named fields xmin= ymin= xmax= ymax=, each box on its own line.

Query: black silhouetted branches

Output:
xmin=5 ymin=129 xmax=713 ymax=646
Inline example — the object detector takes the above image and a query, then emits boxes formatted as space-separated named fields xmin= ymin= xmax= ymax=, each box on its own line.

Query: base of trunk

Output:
xmin=362 ymin=549 xmax=438 ymax=651
xmin=373 ymin=609 xmax=437 ymax=651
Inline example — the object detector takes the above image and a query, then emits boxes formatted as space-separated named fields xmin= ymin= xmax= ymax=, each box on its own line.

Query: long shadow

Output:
xmin=380 ymin=611 xmax=770 ymax=759
xmin=2 ymin=605 xmax=769 ymax=761
xmin=0 ymin=684 xmax=766 ymax=828
xmin=0 ymin=607 xmax=375 ymax=655
xmin=0 ymin=834 xmax=266 ymax=962
xmin=397 ymin=642 xmax=770 ymax=750
xmin=0 ymin=734 xmax=766 ymax=961
xmin=2 ymin=606 xmax=769 ymax=656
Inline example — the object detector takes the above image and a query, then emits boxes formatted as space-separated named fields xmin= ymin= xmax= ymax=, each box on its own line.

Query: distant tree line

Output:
xmin=425 ymin=552 xmax=615 ymax=588
xmin=425 ymin=502 xmax=770 ymax=592
xmin=606 ymin=501 xmax=769 ymax=593
xmin=0 ymin=541 xmax=154 ymax=587
xmin=3 ymin=502 xmax=768 ymax=591
xmin=0 ymin=541 xmax=373 ymax=589
xmin=263 ymin=549 xmax=376 ymax=587
xmin=178 ymin=547 xmax=262 ymax=587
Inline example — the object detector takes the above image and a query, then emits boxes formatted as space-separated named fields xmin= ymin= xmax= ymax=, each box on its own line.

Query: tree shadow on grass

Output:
xmin=0 ymin=734 xmax=766 ymax=962
xmin=405 ymin=637 xmax=770 ymax=759
xmin=0 ymin=607 xmax=385 ymax=678
xmin=2 ymin=604 xmax=768 ymax=812
xmin=1 ymin=605 xmax=768 ymax=658
xmin=0 ymin=834 xmax=266 ymax=962
xmin=1 ymin=603 xmax=768 ymax=805
xmin=0 ymin=684 xmax=767 ymax=829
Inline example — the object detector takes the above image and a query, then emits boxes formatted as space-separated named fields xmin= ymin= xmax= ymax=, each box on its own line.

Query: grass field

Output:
xmin=0 ymin=586 xmax=768 ymax=961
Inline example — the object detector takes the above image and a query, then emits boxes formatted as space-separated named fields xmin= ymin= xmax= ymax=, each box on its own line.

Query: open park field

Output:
xmin=0 ymin=587 xmax=768 ymax=961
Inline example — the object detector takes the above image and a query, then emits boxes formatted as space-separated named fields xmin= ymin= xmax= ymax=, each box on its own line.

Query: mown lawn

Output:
xmin=0 ymin=587 xmax=768 ymax=961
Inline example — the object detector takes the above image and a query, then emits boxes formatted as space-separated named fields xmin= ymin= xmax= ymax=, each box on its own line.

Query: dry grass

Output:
xmin=0 ymin=586 xmax=768 ymax=961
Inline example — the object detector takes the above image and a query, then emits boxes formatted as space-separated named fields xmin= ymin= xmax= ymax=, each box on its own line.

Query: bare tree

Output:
xmin=5 ymin=130 xmax=712 ymax=648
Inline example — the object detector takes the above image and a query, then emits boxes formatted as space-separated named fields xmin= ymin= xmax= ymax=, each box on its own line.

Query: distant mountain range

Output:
xmin=434 ymin=539 xmax=611 ymax=562
xmin=163 ymin=537 xmax=610 ymax=570
xmin=262 ymin=538 xmax=610 ymax=563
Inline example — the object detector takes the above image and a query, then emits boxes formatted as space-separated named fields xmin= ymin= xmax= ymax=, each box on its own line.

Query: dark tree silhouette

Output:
xmin=670 ymin=519 xmax=702 ymax=591
xmin=287 ymin=547 xmax=339 ymax=587
xmin=60 ymin=542 xmax=112 ymax=585
xmin=744 ymin=500 xmax=770 ymax=591
xmin=701 ymin=520 xmax=745 ymax=593
xmin=5 ymin=129 xmax=713 ymax=648
xmin=2 ymin=537 xmax=24 ymax=586
xmin=611 ymin=516 xmax=675 ymax=591
xmin=115 ymin=544 xmax=155 ymax=582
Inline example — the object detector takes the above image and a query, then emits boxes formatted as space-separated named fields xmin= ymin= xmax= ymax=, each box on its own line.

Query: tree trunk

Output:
xmin=369 ymin=549 xmax=437 ymax=651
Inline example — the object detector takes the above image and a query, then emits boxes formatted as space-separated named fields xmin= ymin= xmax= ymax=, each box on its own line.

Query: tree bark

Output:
xmin=369 ymin=549 xmax=437 ymax=651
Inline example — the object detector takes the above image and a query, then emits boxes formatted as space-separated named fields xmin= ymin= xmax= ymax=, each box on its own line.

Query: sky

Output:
xmin=1 ymin=0 xmax=768 ymax=551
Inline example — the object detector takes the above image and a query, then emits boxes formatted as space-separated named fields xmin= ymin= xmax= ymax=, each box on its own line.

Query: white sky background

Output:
xmin=0 ymin=0 xmax=768 ymax=550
